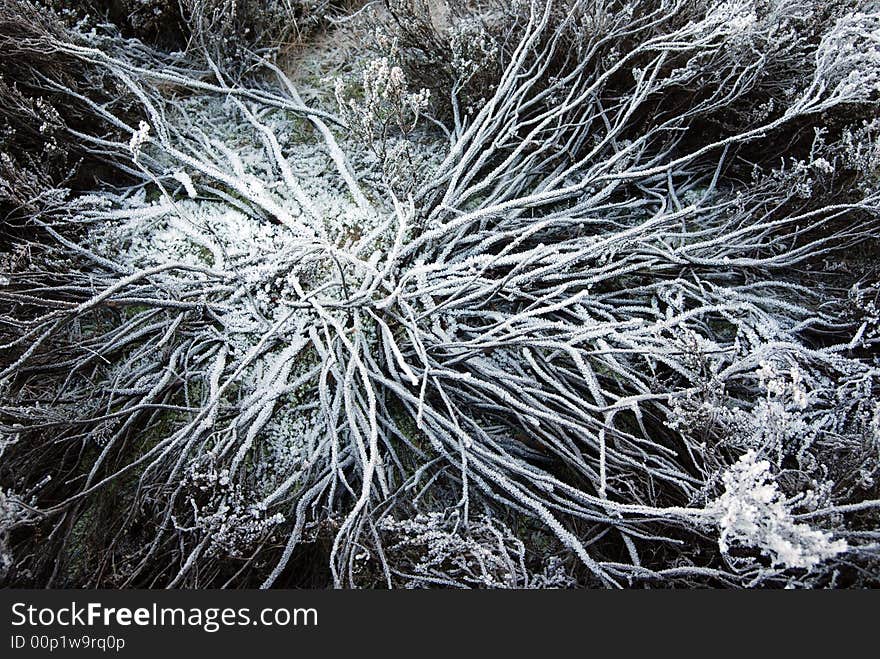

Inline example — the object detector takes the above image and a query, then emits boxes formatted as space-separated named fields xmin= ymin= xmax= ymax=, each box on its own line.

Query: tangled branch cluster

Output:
xmin=1 ymin=0 xmax=879 ymax=588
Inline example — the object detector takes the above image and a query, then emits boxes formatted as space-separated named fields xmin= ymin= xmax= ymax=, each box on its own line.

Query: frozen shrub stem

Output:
xmin=1 ymin=0 xmax=879 ymax=587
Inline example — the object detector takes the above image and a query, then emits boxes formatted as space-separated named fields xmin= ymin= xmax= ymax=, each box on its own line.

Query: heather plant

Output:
xmin=362 ymin=510 xmax=575 ymax=588
xmin=0 ymin=2 xmax=142 ymax=232
xmin=1 ymin=0 xmax=879 ymax=589
xmin=355 ymin=1 xmax=508 ymax=119
xmin=180 ymin=0 xmax=332 ymax=56
xmin=43 ymin=0 xmax=334 ymax=56
xmin=709 ymin=451 xmax=848 ymax=571
xmin=334 ymin=54 xmax=431 ymax=193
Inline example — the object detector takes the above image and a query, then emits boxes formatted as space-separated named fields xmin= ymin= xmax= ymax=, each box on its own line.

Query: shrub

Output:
xmin=2 ymin=0 xmax=879 ymax=588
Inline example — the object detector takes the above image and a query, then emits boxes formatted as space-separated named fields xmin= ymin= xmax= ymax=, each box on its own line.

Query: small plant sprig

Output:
xmin=334 ymin=54 xmax=430 ymax=193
